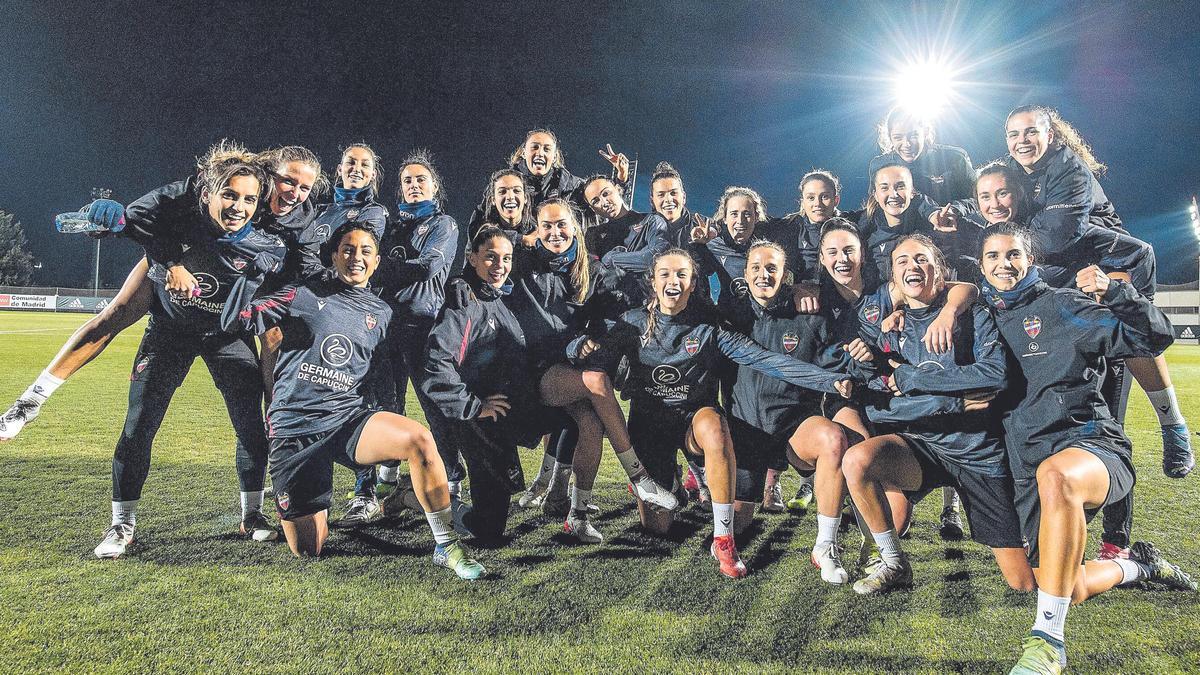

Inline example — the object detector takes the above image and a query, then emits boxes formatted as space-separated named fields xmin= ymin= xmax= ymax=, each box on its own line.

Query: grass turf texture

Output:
xmin=0 ymin=310 xmax=1197 ymax=673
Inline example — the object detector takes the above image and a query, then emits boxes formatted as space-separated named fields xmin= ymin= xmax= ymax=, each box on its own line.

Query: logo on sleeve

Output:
xmin=731 ymin=278 xmax=749 ymax=299
xmin=346 ymin=208 xmax=360 ymax=220
xmin=683 ymin=336 xmax=701 ymax=356
xmin=320 ymin=334 xmax=353 ymax=367
xmin=365 ymin=313 xmax=377 ymax=330
xmin=609 ymin=245 xmax=628 ymax=254
xmin=1023 ymin=315 xmax=1041 ymax=338
xmin=315 ymin=224 xmax=331 ymax=241
xmin=652 ymin=365 xmax=682 ymax=385
xmin=231 ymin=257 xmax=248 ymax=271
xmin=864 ymin=303 xmax=881 ymax=324
xmin=388 ymin=246 xmax=406 ymax=261
xmin=782 ymin=332 xmax=799 ymax=353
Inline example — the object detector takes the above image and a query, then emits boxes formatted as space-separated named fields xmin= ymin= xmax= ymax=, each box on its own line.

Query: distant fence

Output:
xmin=0 ymin=286 xmax=120 ymax=313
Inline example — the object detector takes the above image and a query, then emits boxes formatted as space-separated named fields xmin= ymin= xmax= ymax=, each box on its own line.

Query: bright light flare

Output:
xmin=893 ymin=59 xmax=959 ymax=120
xmin=1190 ymin=196 xmax=1199 ymax=240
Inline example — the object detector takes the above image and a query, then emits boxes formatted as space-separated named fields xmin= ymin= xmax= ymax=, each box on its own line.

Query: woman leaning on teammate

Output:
xmin=94 ymin=142 xmax=288 ymax=558
xmin=975 ymin=225 xmax=1195 ymax=674
xmin=840 ymin=234 xmax=1032 ymax=596
xmin=718 ymin=239 xmax=873 ymax=571
xmin=569 ymin=248 xmax=856 ymax=578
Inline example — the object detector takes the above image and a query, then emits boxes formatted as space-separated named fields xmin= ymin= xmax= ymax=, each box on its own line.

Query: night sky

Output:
xmin=2 ymin=1 xmax=1197 ymax=287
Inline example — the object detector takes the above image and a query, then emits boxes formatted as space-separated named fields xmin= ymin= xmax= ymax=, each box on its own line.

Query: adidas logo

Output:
xmin=1181 ymin=327 xmax=1195 ymax=339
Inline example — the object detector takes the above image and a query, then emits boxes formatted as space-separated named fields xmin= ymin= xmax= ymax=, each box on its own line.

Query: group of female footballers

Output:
xmin=1 ymin=104 xmax=1196 ymax=674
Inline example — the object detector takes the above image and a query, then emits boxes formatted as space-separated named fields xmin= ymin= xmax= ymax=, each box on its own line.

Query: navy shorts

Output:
xmin=899 ymin=434 xmax=1024 ymax=549
xmin=269 ymin=410 xmax=379 ymax=520
xmin=1013 ymin=436 xmax=1136 ymax=566
xmin=629 ymin=403 xmax=718 ymax=493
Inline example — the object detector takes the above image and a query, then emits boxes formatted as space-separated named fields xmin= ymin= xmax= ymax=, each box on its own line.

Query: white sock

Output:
xmin=25 ymin=370 xmax=64 ymax=402
xmin=713 ymin=502 xmax=734 ymax=537
xmin=871 ymin=529 xmax=903 ymax=567
xmin=614 ymin=448 xmax=645 ymax=479
xmin=1031 ymin=590 xmax=1070 ymax=643
xmin=378 ymin=465 xmax=399 ymax=483
xmin=240 ymin=490 xmax=264 ymax=518
xmin=535 ymin=453 xmax=556 ymax=484
xmin=942 ymin=487 xmax=961 ymax=512
xmin=111 ymin=500 xmax=138 ymax=527
xmin=1146 ymin=387 xmax=1185 ymax=426
xmin=816 ymin=513 xmax=841 ymax=549
xmin=425 ymin=507 xmax=455 ymax=545
xmin=1113 ymin=557 xmax=1147 ymax=585
xmin=570 ymin=485 xmax=592 ymax=513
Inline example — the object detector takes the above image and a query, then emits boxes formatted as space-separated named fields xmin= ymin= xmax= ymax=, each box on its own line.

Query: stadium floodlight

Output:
xmin=1190 ymin=195 xmax=1199 ymax=240
xmin=893 ymin=58 xmax=958 ymax=119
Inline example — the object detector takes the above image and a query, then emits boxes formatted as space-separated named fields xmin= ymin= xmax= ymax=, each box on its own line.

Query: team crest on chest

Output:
xmin=864 ymin=304 xmax=880 ymax=324
xmin=346 ymin=208 xmax=360 ymax=220
xmin=1023 ymin=315 xmax=1042 ymax=338
xmin=989 ymin=295 xmax=1006 ymax=310
xmin=683 ymin=336 xmax=700 ymax=356
xmin=365 ymin=313 xmax=377 ymax=330
xmin=782 ymin=332 xmax=799 ymax=353
xmin=930 ymin=174 xmax=945 ymax=184
xmin=417 ymin=223 xmax=430 ymax=236
xmin=231 ymin=257 xmax=248 ymax=271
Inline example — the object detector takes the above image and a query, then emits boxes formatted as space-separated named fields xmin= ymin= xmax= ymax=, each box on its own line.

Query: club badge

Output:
xmin=346 ymin=208 xmax=360 ymax=220
xmin=990 ymin=295 xmax=1006 ymax=310
xmin=684 ymin=336 xmax=700 ymax=356
xmin=278 ymin=492 xmax=290 ymax=511
xmin=231 ymin=257 xmax=248 ymax=271
xmin=388 ymin=246 xmax=406 ymax=261
xmin=782 ymin=332 xmax=799 ymax=353
xmin=365 ymin=313 xmax=377 ymax=330
xmin=1023 ymin=315 xmax=1042 ymax=339
xmin=864 ymin=303 xmax=881 ymax=324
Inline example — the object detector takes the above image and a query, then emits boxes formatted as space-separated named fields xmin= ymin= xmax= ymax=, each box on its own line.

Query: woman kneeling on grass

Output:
xmin=976 ymin=225 xmax=1195 ymax=674
xmin=569 ymin=248 xmax=856 ymax=579
xmin=221 ymin=222 xmax=485 ymax=579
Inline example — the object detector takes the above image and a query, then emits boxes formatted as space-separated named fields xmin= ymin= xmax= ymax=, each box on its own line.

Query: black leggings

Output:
xmin=451 ymin=419 xmax=524 ymax=542
xmin=1099 ymin=357 xmax=1135 ymax=548
xmin=112 ymin=324 xmax=267 ymax=501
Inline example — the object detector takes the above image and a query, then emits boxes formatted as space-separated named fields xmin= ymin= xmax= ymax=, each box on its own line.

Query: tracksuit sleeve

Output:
xmin=376 ymin=216 xmax=458 ymax=287
xmin=867 ymin=392 xmax=965 ymax=423
xmin=568 ymin=315 xmax=638 ymax=373
xmin=421 ymin=305 xmax=485 ymax=421
xmin=1067 ymin=281 xmax=1175 ymax=358
xmin=123 ymin=185 xmax=186 ymax=268
xmin=715 ymin=326 xmax=844 ymax=393
xmin=602 ymin=217 xmax=669 ymax=272
xmin=221 ymin=277 xmax=301 ymax=335
xmin=892 ymin=306 xmax=1007 ymax=396
xmin=1031 ymin=160 xmax=1092 ymax=258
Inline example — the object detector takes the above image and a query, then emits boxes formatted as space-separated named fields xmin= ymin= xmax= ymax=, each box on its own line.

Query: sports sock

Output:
xmin=1146 ymin=387 xmax=1185 ymax=427
xmin=870 ymin=528 xmax=903 ymax=567
xmin=448 ymin=480 xmax=462 ymax=500
xmin=1031 ymin=590 xmax=1070 ymax=643
xmin=378 ymin=464 xmax=400 ymax=483
xmin=111 ymin=500 xmax=138 ymax=527
xmin=25 ymin=370 xmax=64 ymax=402
xmin=549 ymin=461 xmax=572 ymax=489
xmin=425 ymin=507 xmax=455 ymax=545
xmin=1113 ymin=557 xmax=1149 ymax=585
xmin=570 ymin=485 xmax=592 ymax=514
xmin=240 ymin=490 xmax=264 ymax=518
xmin=614 ymin=447 xmax=645 ymax=479
xmin=713 ymin=502 xmax=734 ymax=537
xmin=942 ymin=487 xmax=960 ymax=512
xmin=534 ymin=452 xmax=556 ymax=485
xmin=816 ymin=513 xmax=841 ymax=549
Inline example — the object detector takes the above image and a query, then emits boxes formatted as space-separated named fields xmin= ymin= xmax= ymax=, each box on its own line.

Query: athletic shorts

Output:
xmin=899 ymin=434 xmax=1024 ymax=549
xmin=1013 ymin=436 xmax=1136 ymax=566
xmin=269 ymin=410 xmax=378 ymax=520
xmin=629 ymin=404 xmax=719 ymax=492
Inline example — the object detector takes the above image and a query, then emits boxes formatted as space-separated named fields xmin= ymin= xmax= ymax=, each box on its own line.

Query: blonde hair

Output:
xmin=711 ymin=186 xmax=767 ymax=223
xmin=339 ymin=143 xmax=383 ymax=195
xmin=256 ymin=145 xmax=329 ymax=200
xmin=196 ymin=139 xmax=266 ymax=210
xmin=536 ymin=198 xmax=591 ymax=304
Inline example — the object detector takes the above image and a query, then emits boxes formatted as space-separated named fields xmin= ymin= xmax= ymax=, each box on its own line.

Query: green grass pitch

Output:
xmin=0 ymin=310 xmax=1197 ymax=673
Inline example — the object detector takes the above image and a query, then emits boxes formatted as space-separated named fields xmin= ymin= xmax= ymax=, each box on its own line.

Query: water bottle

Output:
xmin=55 ymin=210 xmax=104 ymax=234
